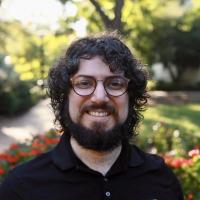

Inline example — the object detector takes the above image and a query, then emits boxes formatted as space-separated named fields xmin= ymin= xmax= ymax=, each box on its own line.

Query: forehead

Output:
xmin=75 ymin=56 xmax=124 ymax=78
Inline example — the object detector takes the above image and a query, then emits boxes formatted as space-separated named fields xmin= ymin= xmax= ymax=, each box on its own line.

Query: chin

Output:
xmin=84 ymin=122 xmax=114 ymax=134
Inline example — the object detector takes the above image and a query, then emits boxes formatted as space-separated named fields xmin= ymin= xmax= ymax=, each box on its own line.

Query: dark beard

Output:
xmin=62 ymin=101 xmax=133 ymax=152
xmin=67 ymin=120 xmax=130 ymax=152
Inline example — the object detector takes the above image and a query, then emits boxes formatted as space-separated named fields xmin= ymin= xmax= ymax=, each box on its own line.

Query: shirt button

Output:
xmin=105 ymin=191 xmax=111 ymax=197
xmin=104 ymin=178 xmax=108 ymax=182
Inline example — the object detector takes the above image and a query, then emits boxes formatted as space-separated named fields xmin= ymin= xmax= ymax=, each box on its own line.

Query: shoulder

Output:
xmin=129 ymin=145 xmax=182 ymax=184
xmin=129 ymin=145 xmax=165 ymax=170
xmin=12 ymin=150 xmax=53 ymax=178
xmin=0 ymin=151 xmax=53 ymax=198
xmin=129 ymin=145 xmax=183 ymax=198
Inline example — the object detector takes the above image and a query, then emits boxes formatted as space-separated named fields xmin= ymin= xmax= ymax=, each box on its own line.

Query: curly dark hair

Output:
xmin=48 ymin=32 xmax=149 ymax=138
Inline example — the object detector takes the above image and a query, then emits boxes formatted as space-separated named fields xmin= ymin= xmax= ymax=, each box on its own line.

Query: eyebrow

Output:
xmin=73 ymin=75 xmax=125 ymax=79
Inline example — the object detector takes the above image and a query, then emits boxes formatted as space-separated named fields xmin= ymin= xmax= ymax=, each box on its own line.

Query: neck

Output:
xmin=70 ymin=137 xmax=122 ymax=176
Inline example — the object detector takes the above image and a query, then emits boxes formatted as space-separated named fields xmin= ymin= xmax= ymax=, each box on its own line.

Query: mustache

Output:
xmin=80 ymin=103 xmax=116 ymax=114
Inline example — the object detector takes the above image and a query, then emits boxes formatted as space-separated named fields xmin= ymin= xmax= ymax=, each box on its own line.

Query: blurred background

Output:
xmin=0 ymin=0 xmax=200 ymax=197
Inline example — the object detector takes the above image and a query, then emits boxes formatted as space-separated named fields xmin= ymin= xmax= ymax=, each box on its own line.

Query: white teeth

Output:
xmin=88 ymin=111 xmax=108 ymax=117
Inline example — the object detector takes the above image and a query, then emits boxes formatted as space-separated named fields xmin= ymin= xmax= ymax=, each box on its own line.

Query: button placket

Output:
xmin=103 ymin=177 xmax=111 ymax=198
xmin=105 ymin=191 xmax=111 ymax=197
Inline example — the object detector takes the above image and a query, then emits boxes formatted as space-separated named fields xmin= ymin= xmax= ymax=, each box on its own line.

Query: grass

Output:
xmin=141 ymin=104 xmax=200 ymax=135
xmin=137 ymin=104 xmax=200 ymax=150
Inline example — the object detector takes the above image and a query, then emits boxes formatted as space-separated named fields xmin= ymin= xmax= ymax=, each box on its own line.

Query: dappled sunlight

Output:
xmin=143 ymin=104 xmax=200 ymax=134
xmin=1 ymin=127 xmax=33 ymax=142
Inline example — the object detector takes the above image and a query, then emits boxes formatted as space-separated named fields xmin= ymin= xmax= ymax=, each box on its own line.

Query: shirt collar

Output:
xmin=51 ymin=134 xmax=162 ymax=173
xmin=51 ymin=133 xmax=76 ymax=170
xmin=129 ymin=144 xmax=163 ymax=171
xmin=129 ymin=144 xmax=144 ymax=167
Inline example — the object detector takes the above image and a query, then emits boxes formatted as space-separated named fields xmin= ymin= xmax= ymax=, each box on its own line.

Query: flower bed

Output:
xmin=0 ymin=129 xmax=60 ymax=182
xmin=164 ymin=149 xmax=200 ymax=200
xmin=0 ymin=129 xmax=200 ymax=199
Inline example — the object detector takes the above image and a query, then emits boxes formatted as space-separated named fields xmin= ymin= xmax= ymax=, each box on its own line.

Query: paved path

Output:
xmin=0 ymin=99 xmax=54 ymax=152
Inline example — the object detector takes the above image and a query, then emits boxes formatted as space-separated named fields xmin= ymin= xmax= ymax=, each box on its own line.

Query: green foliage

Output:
xmin=165 ymin=150 xmax=200 ymax=199
xmin=0 ymin=81 xmax=31 ymax=115
xmin=138 ymin=121 xmax=200 ymax=155
xmin=60 ymin=0 xmax=200 ymax=84
xmin=10 ymin=33 xmax=69 ymax=81
xmin=0 ymin=129 xmax=59 ymax=182
xmin=147 ymin=79 xmax=157 ymax=91
xmin=0 ymin=54 xmax=43 ymax=115
xmin=138 ymin=104 xmax=200 ymax=154
xmin=138 ymin=103 xmax=200 ymax=198
xmin=64 ymin=0 xmax=169 ymax=34
xmin=0 ymin=21 xmax=70 ymax=81
xmin=2 ymin=0 xmax=200 ymax=84
xmin=0 ymin=22 xmax=11 ymax=52
xmin=129 ymin=2 xmax=200 ymax=83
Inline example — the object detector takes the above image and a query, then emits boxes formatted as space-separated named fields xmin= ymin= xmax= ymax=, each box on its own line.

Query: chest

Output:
xmin=22 ymin=173 xmax=178 ymax=200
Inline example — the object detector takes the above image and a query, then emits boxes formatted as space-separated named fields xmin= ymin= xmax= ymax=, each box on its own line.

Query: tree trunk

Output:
xmin=89 ymin=0 xmax=125 ymax=33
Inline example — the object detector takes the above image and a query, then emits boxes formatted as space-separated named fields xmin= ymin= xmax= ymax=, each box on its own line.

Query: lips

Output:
xmin=88 ymin=111 xmax=109 ymax=117
xmin=81 ymin=104 xmax=115 ymax=117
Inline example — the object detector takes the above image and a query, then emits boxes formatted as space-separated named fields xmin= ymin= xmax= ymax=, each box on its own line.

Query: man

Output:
xmin=0 ymin=33 xmax=183 ymax=199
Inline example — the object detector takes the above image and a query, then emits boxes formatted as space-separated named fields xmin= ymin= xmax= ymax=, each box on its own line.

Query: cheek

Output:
xmin=68 ymin=91 xmax=89 ymax=122
xmin=118 ymin=95 xmax=129 ymax=121
xmin=123 ymin=101 xmax=129 ymax=119
xmin=68 ymin=92 xmax=80 ymax=121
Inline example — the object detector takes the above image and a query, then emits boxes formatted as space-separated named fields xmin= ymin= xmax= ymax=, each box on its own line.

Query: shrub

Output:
xmin=137 ymin=121 xmax=200 ymax=156
xmin=0 ymin=54 xmax=44 ymax=116
xmin=0 ymin=81 xmax=32 ymax=115
xmin=0 ymin=129 xmax=60 ymax=183
xmin=164 ymin=148 xmax=200 ymax=199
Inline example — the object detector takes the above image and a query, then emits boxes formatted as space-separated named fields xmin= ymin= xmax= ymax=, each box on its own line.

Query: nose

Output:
xmin=90 ymin=81 xmax=109 ymax=104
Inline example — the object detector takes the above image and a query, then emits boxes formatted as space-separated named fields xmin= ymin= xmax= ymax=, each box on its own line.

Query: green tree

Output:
xmin=59 ymin=0 xmax=186 ymax=34
xmin=52 ymin=0 xmax=200 ymax=84
xmin=10 ymin=33 xmax=69 ymax=80
xmin=0 ymin=21 xmax=70 ymax=81
xmin=0 ymin=54 xmax=34 ymax=115
xmin=132 ymin=3 xmax=200 ymax=83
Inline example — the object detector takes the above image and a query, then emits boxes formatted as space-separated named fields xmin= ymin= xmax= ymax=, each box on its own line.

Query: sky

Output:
xmin=0 ymin=0 xmax=87 ymax=35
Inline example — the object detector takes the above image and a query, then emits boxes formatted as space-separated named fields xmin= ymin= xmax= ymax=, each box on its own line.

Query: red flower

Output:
xmin=188 ymin=149 xmax=200 ymax=158
xmin=6 ymin=154 xmax=20 ymax=163
xmin=164 ymin=155 xmax=193 ymax=169
xmin=187 ymin=193 xmax=193 ymax=200
xmin=9 ymin=144 xmax=19 ymax=150
xmin=0 ymin=153 xmax=7 ymax=160
xmin=1 ymin=153 xmax=18 ymax=163
xmin=18 ymin=151 xmax=29 ymax=157
xmin=44 ymin=137 xmax=59 ymax=145
xmin=0 ymin=167 xmax=5 ymax=175
xmin=170 ymin=158 xmax=185 ymax=168
xmin=168 ymin=157 xmax=193 ymax=168
xmin=29 ymin=149 xmax=42 ymax=156
xmin=32 ymin=139 xmax=43 ymax=148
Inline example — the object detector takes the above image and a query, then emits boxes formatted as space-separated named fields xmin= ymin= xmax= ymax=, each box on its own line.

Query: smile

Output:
xmin=88 ymin=111 xmax=109 ymax=117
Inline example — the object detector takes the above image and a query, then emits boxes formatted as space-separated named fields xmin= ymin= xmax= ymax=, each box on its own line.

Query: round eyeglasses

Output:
xmin=70 ymin=75 xmax=130 ymax=97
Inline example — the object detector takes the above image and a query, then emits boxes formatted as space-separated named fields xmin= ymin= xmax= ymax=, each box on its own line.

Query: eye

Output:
xmin=74 ymin=77 xmax=94 ymax=89
xmin=106 ymin=77 xmax=126 ymax=90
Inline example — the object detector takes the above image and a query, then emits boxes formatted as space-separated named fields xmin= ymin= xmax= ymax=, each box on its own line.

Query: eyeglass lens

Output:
xmin=71 ymin=76 xmax=129 ymax=97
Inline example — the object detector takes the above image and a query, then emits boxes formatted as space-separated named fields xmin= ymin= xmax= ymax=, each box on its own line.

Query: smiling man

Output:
xmin=0 ymin=33 xmax=183 ymax=200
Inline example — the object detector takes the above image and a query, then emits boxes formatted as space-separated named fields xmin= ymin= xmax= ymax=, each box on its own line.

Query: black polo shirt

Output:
xmin=0 ymin=133 xmax=183 ymax=200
